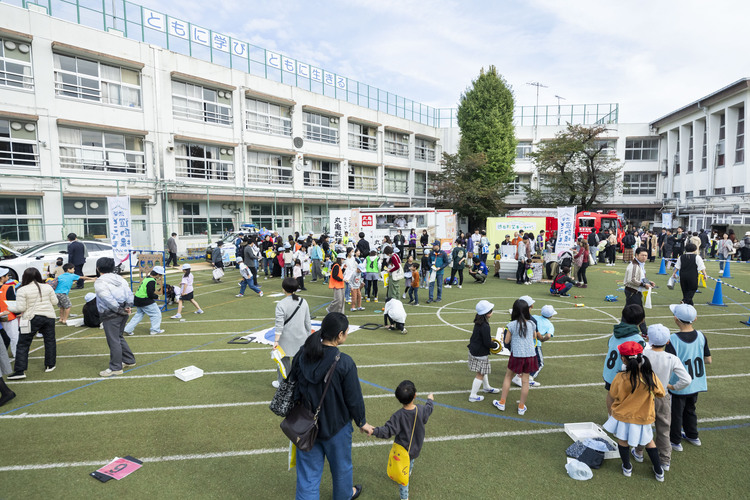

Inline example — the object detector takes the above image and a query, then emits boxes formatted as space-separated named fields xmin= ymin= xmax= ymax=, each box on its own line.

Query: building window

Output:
xmin=245 ymin=98 xmax=291 ymax=136
xmin=733 ymin=186 xmax=745 ymax=194
xmin=384 ymin=168 xmax=409 ymax=194
xmin=178 ymin=202 xmax=233 ymax=236
xmin=623 ymin=172 xmax=657 ymax=195
xmin=303 ymin=205 xmax=327 ymax=234
xmin=303 ymin=112 xmax=339 ymax=144
xmin=172 ymin=80 xmax=232 ymax=125
xmin=348 ymin=164 xmax=377 ymax=191
xmin=414 ymin=171 xmax=427 ymax=197
xmin=0 ymin=197 xmax=42 ymax=241
xmin=624 ymin=138 xmax=658 ymax=161
xmin=348 ymin=122 xmax=377 ymax=151
xmin=249 ymin=204 xmax=293 ymax=232
xmin=714 ymin=187 xmax=725 ymax=195
xmin=0 ymin=37 xmax=33 ymax=89
xmin=672 ymin=192 xmax=679 ymax=200
xmin=736 ymin=106 xmax=745 ymax=164
xmin=58 ymin=126 xmax=145 ymax=174
xmin=415 ymin=138 xmax=436 ymax=162
xmin=54 ymin=54 xmax=140 ymax=107
xmin=673 ymin=135 xmax=680 ymax=175
xmin=516 ymin=141 xmax=532 ymax=160
xmin=246 ymin=151 xmax=292 ymax=185
xmin=304 ymin=160 xmax=339 ymax=188
xmin=687 ymin=126 xmax=694 ymax=172
xmin=0 ymin=118 xmax=38 ymax=167
xmin=384 ymin=130 xmax=409 ymax=158
xmin=594 ymin=139 xmax=616 ymax=158
xmin=175 ymin=142 xmax=234 ymax=181
xmin=701 ymin=125 xmax=707 ymax=170
xmin=685 ymin=191 xmax=693 ymax=199
xmin=699 ymin=189 xmax=706 ymax=196
xmin=509 ymin=175 xmax=531 ymax=195
xmin=63 ymin=198 xmax=108 ymax=238
xmin=717 ymin=113 xmax=726 ymax=167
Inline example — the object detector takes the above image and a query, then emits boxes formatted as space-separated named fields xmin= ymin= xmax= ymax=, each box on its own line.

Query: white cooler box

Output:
xmin=564 ymin=422 xmax=619 ymax=459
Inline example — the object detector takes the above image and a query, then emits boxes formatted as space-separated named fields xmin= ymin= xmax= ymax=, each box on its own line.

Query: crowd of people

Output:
xmin=0 ymin=223 xmax=728 ymax=496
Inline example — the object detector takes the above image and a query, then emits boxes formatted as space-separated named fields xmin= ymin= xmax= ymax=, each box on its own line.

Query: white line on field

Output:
xmin=2 ymin=414 xmax=749 ymax=472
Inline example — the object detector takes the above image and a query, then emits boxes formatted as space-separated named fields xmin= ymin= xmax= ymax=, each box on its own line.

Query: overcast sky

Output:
xmin=137 ymin=0 xmax=750 ymax=123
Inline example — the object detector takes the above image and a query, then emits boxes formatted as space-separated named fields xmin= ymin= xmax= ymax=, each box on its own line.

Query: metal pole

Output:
xmin=59 ymin=177 xmax=66 ymax=239
xmin=206 ymin=185 xmax=211 ymax=243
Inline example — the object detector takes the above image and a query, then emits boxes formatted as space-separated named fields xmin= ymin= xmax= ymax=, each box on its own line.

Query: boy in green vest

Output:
xmin=125 ymin=266 xmax=166 ymax=336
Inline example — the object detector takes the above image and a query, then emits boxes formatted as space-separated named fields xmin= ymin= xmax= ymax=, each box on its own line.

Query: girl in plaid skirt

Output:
xmin=467 ymin=300 xmax=500 ymax=402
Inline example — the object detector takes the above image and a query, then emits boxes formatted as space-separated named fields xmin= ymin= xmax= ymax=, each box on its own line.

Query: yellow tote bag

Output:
xmin=699 ymin=274 xmax=707 ymax=288
xmin=387 ymin=408 xmax=417 ymax=486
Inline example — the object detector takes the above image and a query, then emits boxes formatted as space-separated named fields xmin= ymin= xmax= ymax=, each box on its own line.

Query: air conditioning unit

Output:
xmin=716 ymin=140 xmax=725 ymax=154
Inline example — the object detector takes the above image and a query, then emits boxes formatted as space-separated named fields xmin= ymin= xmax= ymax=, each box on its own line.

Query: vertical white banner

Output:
xmin=555 ymin=206 xmax=576 ymax=253
xmin=662 ymin=212 xmax=673 ymax=229
xmin=107 ymin=196 xmax=132 ymax=263
xmin=329 ymin=210 xmax=351 ymax=241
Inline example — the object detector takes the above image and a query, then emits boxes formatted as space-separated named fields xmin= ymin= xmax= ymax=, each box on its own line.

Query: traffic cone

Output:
xmin=708 ymin=280 xmax=727 ymax=307
xmin=657 ymin=258 xmax=667 ymax=275
xmin=722 ymin=260 xmax=733 ymax=279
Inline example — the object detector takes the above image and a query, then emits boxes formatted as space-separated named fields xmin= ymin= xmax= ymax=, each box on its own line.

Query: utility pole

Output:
xmin=555 ymin=94 xmax=566 ymax=125
xmin=526 ymin=81 xmax=548 ymax=140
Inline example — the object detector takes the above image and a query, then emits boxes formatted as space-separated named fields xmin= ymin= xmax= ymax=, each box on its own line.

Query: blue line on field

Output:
xmin=698 ymin=422 xmax=750 ymax=432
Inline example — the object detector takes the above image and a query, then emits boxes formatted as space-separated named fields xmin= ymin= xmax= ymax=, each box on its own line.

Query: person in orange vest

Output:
xmin=327 ymin=255 xmax=346 ymax=314
xmin=0 ymin=268 xmax=20 ymax=358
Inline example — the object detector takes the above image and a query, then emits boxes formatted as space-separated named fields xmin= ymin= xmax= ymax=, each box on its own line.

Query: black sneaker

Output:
xmin=0 ymin=391 xmax=16 ymax=406
xmin=7 ymin=371 xmax=26 ymax=380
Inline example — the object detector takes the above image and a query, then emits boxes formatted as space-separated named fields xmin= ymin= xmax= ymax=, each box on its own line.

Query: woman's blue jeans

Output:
xmin=296 ymin=422 xmax=354 ymax=500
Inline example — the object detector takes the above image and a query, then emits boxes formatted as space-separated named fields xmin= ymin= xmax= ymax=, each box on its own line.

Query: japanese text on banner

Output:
xmin=107 ymin=196 xmax=132 ymax=264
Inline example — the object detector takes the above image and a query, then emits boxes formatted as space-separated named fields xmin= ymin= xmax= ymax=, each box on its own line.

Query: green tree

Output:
xmin=434 ymin=66 xmax=516 ymax=225
xmin=432 ymin=152 xmax=508 ymax=222
xmin=525 ymin=124 xmax=622 ymax=210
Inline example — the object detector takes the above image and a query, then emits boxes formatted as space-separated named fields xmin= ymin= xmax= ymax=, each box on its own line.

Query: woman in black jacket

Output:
xmin=290 ymin=312 xmax=367 ymax=500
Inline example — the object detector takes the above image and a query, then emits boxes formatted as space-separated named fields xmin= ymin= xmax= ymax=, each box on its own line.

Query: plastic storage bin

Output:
xmin=174 ymin=365 xmax=204 ymax=382
xmin=564 ymin=422 xmax=619 ymax=459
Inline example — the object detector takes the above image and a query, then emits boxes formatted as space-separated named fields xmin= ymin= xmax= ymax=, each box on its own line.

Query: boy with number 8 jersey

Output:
xmin=666 ymin=303 xmax=712 ymax=451
xmin=603 ymin=305 xmax=647 ymax=390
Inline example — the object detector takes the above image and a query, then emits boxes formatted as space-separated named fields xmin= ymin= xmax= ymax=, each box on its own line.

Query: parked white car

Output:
xmin=0 ymin=240 xmax=131 ymax=280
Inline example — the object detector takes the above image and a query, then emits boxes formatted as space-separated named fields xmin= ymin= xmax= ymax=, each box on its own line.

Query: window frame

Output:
xmin=624 ymin=138 xmax=658 ymax=161
xmin=304 ymin=159 xmax=339 ymax=189
xmin=245 ymin=98 xmax=291 ymax=136
xmin=384 ymin=130 xmax=409 ymax=158
xmin=622 ymin=172 xmax=658 ymax=196
xmin=303 ymin=111 xmax=339 ymax=145
xmin=0 ymin=37 xmax=34 ymax=90
xmin=347 ymin=122 xmax=378 ymax=152
xmin=246 ymin=150 xmax=293 ymax=186
xmin=384 ymin=168 xmax=409 ymax=194
xmin=736 ymin=106 xmax=745 ymax=165
xmin=172 ymin=80 xmax=232 ymax=126
xmin=54 ymin=53 xmax=141 ymax=108
xmin=0 ymin=118 xmax=38 ymax=167
xmin=0 ymin=197 xmax=43 ymax=242
xmin=414 ymin=137 xmax=436 ymax=162
xmin=174 ymin=141 xmax=235 ymax=181
xmin=516 ymin=141 xmax=532 ymax=160
xmin=347 ymin=164 xmax=378 ymax=191
xmin=58 ymin=126 xmax=145 ymax=174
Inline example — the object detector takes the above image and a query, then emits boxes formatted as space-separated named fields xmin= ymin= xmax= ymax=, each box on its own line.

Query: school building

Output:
xmin=0 ymin=0 xmax=747 ymax=253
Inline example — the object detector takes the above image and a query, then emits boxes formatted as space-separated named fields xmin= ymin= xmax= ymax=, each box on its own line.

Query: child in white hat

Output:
xmin=524 ymin=304 xmax=557 ymax=388
xmin=467 ymin=300 xmax=500 ymax=402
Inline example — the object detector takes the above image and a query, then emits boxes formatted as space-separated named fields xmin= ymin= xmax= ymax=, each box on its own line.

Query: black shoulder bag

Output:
xmin=280 ymin=354 xmax=340 ymax=452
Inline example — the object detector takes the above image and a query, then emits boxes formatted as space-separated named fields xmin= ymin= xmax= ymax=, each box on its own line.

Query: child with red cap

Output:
xmin=603 ymin=340 xmax=667 ymax=482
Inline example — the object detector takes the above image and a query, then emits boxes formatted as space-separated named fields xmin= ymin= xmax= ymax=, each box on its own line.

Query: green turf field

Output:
xmin=2 ymin=258 xmax=749 ymax=499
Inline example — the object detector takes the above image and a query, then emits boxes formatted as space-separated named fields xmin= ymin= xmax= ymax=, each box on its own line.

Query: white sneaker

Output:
xmin=517 ymin=405 xmax=527 ymax=415
xmin=99 ymin=368 xmax=123 ymax=377
xmin=445 ymin=285 xmax=451 ymax=288
xmin=468 ymin=395 xmax=484 ymax=402
xmin=512 ymin=375 xmax=523 ymax=387
xmin=236 ymin=294 xmax=244 ymax=297
xmin=458 ymin=285 xmax=462 ymax=288
xmin=150 ymin=329 xmax=165 ymax=335
xmin=681 ymin=432 xmax=701 ymax=446
xmin=171 ymin=314 xmax=182 ymax=319
xmin=528 ymin=379 xmax=542 ymax=388
xmin=492 ymin=400 xmax=505 ymax=411
xmin=662 ymin=463 xmax=670 ymax=472
xmin=126 ymin=331 xmax=134 ymax=336
xmin=631 ymin=448 xmax=644 ymax=463
xmin=622 ymin=465 xmax=632 ymax=477
xmin=259 ymin=291 xmax=264 ymax=297
xmin=655 ymin=469 xmax=665 ymax=482
xmin=482 ymin=387 xmax=500 ymax=394
xmin=271 ymin=380 xmax=280 ymax=389
xmin=195 ymin=310 xmax=204 ymax=314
